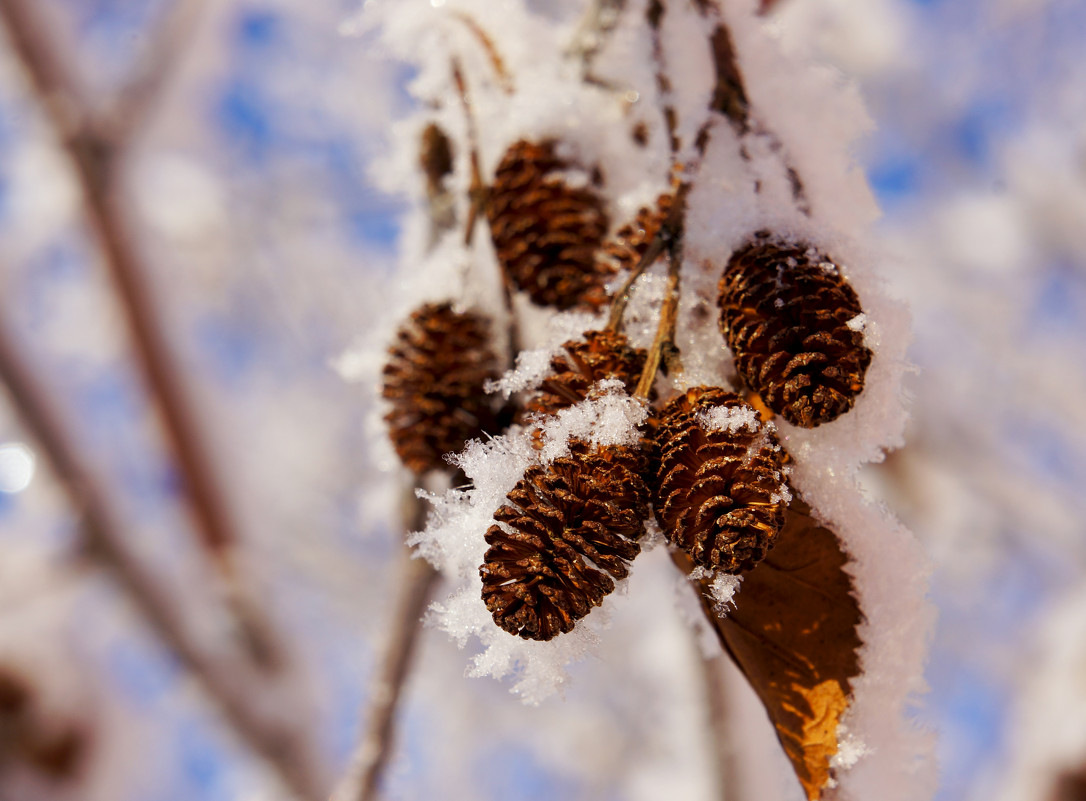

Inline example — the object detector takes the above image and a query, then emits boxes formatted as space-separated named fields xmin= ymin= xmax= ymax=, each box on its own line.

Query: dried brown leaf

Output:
xmin=688 ymin=498 xmax=863 ymax=800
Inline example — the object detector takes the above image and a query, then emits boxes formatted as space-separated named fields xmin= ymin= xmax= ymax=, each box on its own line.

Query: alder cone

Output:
xmin=603 ymin=192 xmax=674 ymax=273
xmin=419 ymin=122 xmax=453 ymax=197
xmin=381 ymin=303 xmax=501 ymax=474
xmin=486 ymin=139 xmax=612 ymax=310
xmin=0 ymin=669 xmax=87 ymax=779
xmin=524 ymin=330 xmax=646 ymax=420
xmin=653 ymin=386 xmax=788 ymax=573
xmin=718 ymin=240 xmax=872 ymax=427
xmin=480 ymin=442 xmax=648 ymax=641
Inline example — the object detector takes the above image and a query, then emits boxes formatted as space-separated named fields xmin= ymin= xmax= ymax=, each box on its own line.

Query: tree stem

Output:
xmin=0 ymin=0 xmax=285 ymax=670
xmin=0 ymin=312 xmax=325 ymax=801
xmin=331 ymin=491 xmax=441 ymax=801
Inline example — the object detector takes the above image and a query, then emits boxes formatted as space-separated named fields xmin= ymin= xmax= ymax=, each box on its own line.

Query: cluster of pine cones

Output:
xmin=381 ymin=133 xmax=872 ymax=641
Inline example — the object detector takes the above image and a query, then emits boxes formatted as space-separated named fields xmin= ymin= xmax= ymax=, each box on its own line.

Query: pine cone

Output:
xmin=382 ymin=303 xmax=502 ymax=474
xmin=602 ymin=192 xmax=674 ymax=273
xmin=652 ymin=386 xmax=788 ymax=573
xmin=524 ymin=330 xmax=646 ymax=420
xmin=0 ymin=669 xmax=87 ymax=780
xmin=717 ymin=239 xmax=872 ymax=427
xmin=486 ymin=140 xmax=612 ymax=310
xmin=480 ymin=441 xmax=648 ymax=640
xmin=419 ymin=122 xmax=454 ymax=198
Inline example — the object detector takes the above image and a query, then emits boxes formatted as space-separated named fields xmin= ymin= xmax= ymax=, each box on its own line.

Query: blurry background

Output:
xmin=0 ymin=0 xmax=1084 ymax=800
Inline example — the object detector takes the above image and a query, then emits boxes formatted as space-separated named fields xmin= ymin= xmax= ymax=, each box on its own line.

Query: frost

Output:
xmin=533 ymin=379 xmax=648 ymax=463
xmin=696 ymin=404 xmax=760 ymax=434
xmin=690 ymin=567 xmax=743 ymax=617
xmin=484 ymin=346 xmax=557 ymax=398
xmin=830 ymin=725 xmax=870 ymax=771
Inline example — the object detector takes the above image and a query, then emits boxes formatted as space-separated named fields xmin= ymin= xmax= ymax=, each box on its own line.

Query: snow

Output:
xmin=696 ymin=403 xmax=761 ymax=434
xmin=690 ymin=567 xmax=743 ymax=617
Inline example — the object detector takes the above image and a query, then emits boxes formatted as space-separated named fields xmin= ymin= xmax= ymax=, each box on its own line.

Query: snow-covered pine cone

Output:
xmin=480 ymin=441 xmax=649 ymax=641
xmin=485 ymin=140 xmax=612 ymax=311
xmin=523 ymin=330 xmax=646 ymax=420
xmin=602 ymin=192 xmax=674 ymax=273
xmin=381 ymin=303 xmax=502 ymax=474
xmin=717 ymin=238 xmax=872 ymax=428
xmin=652 ymin=386 xmax=788 ymax=574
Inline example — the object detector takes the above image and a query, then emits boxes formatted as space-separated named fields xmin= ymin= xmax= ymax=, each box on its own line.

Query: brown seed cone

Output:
xmin=652 ymin=386 xmax=788 ymax=574
xmin=0 ymin=669 xmax=87 ymax=780
xmin=485 ymin=139 xmax=612 ymax=310
xmin=718 ymin=239 xmax=872 ymax=428
xmin=523 ymin=330 xmax=646 ymax=421
xmin=419 ymin=122 xmax=454 ymax=199
xmin=602 ymin=192 xmax=674 ymax=273
xmin=382 ymin=303 xmax=502 ymax=474
xmin=480 ymin=441 xmax=649 ymax=641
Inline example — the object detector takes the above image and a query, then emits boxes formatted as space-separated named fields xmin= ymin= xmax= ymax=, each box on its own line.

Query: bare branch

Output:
xmin=634 ymin=234 xmax=683 ymax=400
xmin=95 ymin=0 xmax=210 ymax=147
xmin=0 ymin=313 xmax=325 ymax=801
xmin=0 ymin=0 xmax=286 ymax=670
xmin=451 ymin=59 xmax=488 ymax=249
xmin=331 ymin=490 xmax=440 ymax=801
xmin=448 ymin=11 xmax=513 ymax=95
xmin=699 ymin=655 xmax=744 ymax=801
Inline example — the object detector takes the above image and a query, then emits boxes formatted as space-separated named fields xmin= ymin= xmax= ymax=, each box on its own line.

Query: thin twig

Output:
xmin=607 ymin=181 xmax=691 ymax=333
xmin=450 ymin=58 xmax=521 ymax=362
xmin=605 ymin=235 xmax=667 ymax=333
xmin=0 ymin=314 xmax=324 ymax=801
xmin=331 ymin=490 xmax=440 ymax=801
xmin=451 ymin=59 xmax=487 ymax=250
xmin=634 ymin=242 xmax=682 ymax=399
xmin=448 ymin=11 xmax=513 ymax=95
xmin=0 ymin=0 xmax=285 ymax=669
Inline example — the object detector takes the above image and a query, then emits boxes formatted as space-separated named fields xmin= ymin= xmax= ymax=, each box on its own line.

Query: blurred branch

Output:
xmin=95 ymin=0 xmax=210 ymax=147
xmin=448 ymin=11 xmax=513 ymax=94
xmin=0 ymin=314 xmax=324 ymax=801
xmin=0 ymin=0 xmax=286 ymax=670
xmin=331 ymin=489 xmax=440 ymax=801
xmin=699 ymin=654 xmax=744 ymax=801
